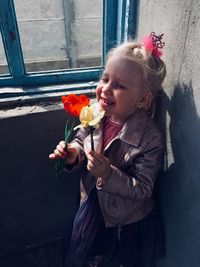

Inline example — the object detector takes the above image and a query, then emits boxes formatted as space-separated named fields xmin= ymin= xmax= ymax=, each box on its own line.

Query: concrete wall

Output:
xmin=0 ymin=106 xmax=82 ymax=256
xmin=137 ymin=0 xmax=200 ymax=266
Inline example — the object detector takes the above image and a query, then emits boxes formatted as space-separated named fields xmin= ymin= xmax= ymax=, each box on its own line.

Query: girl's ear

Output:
xmin=137 ymin=91 xmax=153 ymax=109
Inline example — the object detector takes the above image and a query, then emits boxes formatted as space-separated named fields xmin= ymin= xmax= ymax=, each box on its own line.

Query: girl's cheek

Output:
xmin=96 ymin=86 xmax=101 ymax=100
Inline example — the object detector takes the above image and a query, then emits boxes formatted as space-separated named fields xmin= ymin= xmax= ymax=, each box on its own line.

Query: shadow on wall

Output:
xmin=157 ymin=83 xmax=200 ymax=267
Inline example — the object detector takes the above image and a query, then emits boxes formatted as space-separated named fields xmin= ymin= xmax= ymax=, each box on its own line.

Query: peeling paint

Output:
xmin=9 ymin=30 xmax=15 ymax=42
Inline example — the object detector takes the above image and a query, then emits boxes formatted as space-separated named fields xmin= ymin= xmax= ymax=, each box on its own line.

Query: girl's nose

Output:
xmin=102 ymin=82 xmax=112 ymax=94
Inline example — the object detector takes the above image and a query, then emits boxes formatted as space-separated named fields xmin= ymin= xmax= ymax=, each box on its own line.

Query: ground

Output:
xmin=0 ymin=239 xmax=66 ymax=267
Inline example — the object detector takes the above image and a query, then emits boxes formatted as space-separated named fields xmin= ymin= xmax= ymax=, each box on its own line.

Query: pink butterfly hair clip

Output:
xmin=142 ymin=32 xmax=165 ymax=58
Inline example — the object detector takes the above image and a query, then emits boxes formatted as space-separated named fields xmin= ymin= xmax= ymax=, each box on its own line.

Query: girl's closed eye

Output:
xmin=101 ymin=74 xmax=109 ymax=83
xmin=115 ymin=82 xmax=126 ymax=89
xmin=101 ymin=77 xmax=109 ymax=83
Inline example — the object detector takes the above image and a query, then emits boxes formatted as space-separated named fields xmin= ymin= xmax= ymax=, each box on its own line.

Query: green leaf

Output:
xmin=65 ymin=119 xmax=76 ymax=143
xmin=54 ymin=158 xmax=66 ymax=179
xmin=54 ymin=119 xmax=76 ymax=178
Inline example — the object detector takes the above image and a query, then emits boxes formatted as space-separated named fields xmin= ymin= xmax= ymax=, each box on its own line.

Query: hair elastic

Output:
xmin=142 ymin=32 xmax=165 ymax=58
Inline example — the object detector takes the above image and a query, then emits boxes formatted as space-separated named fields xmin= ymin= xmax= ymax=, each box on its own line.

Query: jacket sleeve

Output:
xmin=96 ymin=134 xmax=163 ymax=201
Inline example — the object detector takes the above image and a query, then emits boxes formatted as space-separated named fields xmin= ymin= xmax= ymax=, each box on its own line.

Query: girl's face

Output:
xmin=96 ymin=55 xmax=147 ymax=124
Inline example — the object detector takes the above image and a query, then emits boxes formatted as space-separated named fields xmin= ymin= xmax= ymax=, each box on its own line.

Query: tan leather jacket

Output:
xmin=71 ymin=109 xmax=163 ymax=227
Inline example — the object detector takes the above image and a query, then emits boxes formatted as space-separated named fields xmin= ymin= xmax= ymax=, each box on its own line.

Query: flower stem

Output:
xmin=90 ymin=126 xmax=94 ymax=151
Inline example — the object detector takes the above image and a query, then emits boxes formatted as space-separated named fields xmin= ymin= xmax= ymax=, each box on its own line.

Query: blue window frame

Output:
xmin=0 ymin=0 xmax=137 ymax=101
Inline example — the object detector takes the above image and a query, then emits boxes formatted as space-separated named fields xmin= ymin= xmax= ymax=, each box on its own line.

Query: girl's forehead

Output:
xmin=104 ymin=55 xmax=142 ymax=81
xmin=105 ymin=55 xmax=141 ymax=71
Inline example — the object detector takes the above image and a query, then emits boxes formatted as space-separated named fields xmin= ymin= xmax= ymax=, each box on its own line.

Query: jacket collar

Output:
xmin=95 ymin=109 xmax=149 ymax=148
xmin=118 ymin=109 xmax=149 ymax=147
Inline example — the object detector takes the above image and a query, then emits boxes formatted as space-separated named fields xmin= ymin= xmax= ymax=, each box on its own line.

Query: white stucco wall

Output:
xmin=137 ymin=0 xmax=200 ymax=160
xmin=137 ymin=1 xmax=200 ymax=266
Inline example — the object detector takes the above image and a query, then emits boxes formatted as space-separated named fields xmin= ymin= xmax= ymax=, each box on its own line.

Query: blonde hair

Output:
xmin=106 ymin=41 xmax=166 ymax=116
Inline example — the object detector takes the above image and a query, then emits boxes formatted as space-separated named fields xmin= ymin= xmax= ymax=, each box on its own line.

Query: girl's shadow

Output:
xmin=156 ymin=83 xmax=200 ymax=266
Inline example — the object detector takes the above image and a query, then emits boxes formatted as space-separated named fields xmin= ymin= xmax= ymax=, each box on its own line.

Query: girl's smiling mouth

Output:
xmin=100 ymin=97 xmax=115 ymax=105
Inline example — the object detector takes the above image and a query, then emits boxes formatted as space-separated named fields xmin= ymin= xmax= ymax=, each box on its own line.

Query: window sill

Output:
xmin=0 ymin=81 xmax=97 ymax=110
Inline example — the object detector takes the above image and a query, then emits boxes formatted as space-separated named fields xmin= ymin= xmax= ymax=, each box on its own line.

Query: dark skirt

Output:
xmin=86 ymin=208 xmax=165 ymax=267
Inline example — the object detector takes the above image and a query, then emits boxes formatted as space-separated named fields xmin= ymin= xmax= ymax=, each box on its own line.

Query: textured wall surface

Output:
xmin=0 ymin=107 xmax=81 ymax=257
xmin=137 ymin=0 xmax=200 ymax=266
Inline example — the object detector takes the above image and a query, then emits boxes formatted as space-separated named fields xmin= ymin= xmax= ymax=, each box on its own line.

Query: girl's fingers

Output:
xmin=56 ymin=142 xmax=69 ymax=158
xmin=91 ymin=151 xmax=107 ymax=162
xmin=87 ymin=153 xmax=102 ymax=167
xmin=87 ymin=160 xmax=93 ymax=170
xmin=49 ymin=153 xmax=57 ymax=159
xmin=88 ymin=160 xmax=104 ymax=175
xmin=49 ymin=151 xmax=63 ymax=159
xmin=49 ymin=146 xmax=66 ymax=160
xmin=49 ymin=141 xmax=79 ymax=162
xmin=87 ymin=152 xmax=111 ymax=178
xmin=59 ymin=141 xmax=66 ymax=149
xmin=54 ymin=148 xmax=65 ymax=158
xmin=87 ymin=160 xmax=99 ymax=175
xmin=67 ymin=145 xmax=77 ymax=154
xmin=88 ymin=151 xmax=107 ymax=165
xmin=56 ymin=144 xmax=66 ymax=154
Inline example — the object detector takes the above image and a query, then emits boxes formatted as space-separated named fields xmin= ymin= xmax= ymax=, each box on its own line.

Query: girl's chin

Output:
xmin=99 ymin=101 xmax=106 ymax=110
xmin=99 ymin=104 xmax=112 ymax=115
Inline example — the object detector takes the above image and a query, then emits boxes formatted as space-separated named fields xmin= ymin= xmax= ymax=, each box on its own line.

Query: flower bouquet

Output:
xmin=54 ymin=94 xmax=105 ymax=178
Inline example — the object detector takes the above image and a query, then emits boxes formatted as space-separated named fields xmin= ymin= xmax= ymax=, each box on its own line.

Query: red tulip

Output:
xmin=61 ymin=94 xmax=90 ymax=117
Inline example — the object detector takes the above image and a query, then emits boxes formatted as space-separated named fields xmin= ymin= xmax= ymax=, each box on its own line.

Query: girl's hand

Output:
xmin=87 ymin=151 xmax=111 ymax=180
xmin=49 ymin=141 xmax=78 ymax=165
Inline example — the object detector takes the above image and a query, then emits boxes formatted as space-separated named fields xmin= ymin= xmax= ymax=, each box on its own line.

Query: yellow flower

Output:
xmin=74 ymin=103 xmax=105 ymax=130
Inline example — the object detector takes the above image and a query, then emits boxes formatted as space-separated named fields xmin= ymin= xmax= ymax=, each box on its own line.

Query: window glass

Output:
xmin=0 ymin=32 xmax=9 ymax=75
xmin=13 ymin=0 xmax=102 ymax=73
xmin=74 ymin=0 xmax=102 ymax=68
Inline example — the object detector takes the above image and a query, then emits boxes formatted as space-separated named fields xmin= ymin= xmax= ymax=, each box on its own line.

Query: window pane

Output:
xmin=0 ymin=32 xmax=9 ymax=75
xmin=74 ymin=0 xmax=102 ymax=68
xmin=14 ymin=0 xmax=102 ymax=73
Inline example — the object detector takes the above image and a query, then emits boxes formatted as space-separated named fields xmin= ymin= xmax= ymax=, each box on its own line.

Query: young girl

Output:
xmin=49 ymin=32 xmax=166 ymax=267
